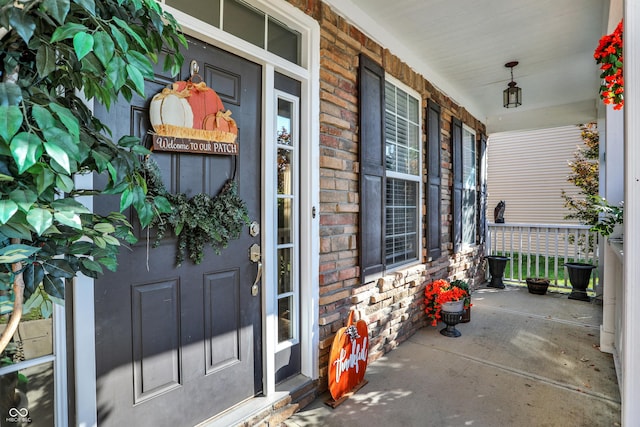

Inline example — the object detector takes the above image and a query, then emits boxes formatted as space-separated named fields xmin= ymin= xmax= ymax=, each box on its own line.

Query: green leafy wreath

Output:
xmin=142 ymin=157 xmax=250 ymax=266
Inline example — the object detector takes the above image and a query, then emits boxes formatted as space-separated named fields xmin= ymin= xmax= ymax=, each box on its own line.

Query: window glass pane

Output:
xmin=278 ymin=248 xmax=292 ymax=294
xmin=278 ymin=149 xmax=292 ymax=195
xmin=462 ymin=128 xmax=476 ymax=245
xmin=224 ymin=0 xmax=265 ymax=48
xmin=385 ymin=178 xmax=417 ymax=265
xmin=278 ymin=198 xmax=292 ymax=244
xmin=268 ymin=18 xmax=301 ymax=65
xmin=278 ymin=296 xmax=293 ymax=342
xmin=0 ymin=361 xmax=54 ymax=426
xmin=277 ymin=99 xmax=293 ymax=146
xmin=385 ymin=82 xmax=419 ymax=177
xmin=0 ymin=313 xmax=53 ymax=363
xmin=166 ymin=0 xmax=221 ymax=27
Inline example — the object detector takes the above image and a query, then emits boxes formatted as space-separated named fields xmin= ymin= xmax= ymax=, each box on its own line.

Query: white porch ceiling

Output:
xmin=323 ymin=0 xmax=609 ymax=134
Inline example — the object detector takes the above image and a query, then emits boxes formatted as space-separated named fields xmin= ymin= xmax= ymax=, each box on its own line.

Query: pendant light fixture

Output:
xmin=503 ymin=61 xmax=522 ymax=108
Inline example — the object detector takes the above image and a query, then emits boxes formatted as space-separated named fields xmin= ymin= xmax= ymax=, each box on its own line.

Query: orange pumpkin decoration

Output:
xmin=173 ymin=80 xmax=224 ymax=129
xmin=203 ymin=110 xmax=238 ymax=135
xmin=328 ymin=311 xmax=369 ymax=401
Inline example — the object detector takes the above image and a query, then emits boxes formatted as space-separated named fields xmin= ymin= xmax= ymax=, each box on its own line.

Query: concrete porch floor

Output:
xmin=285 ymin=285 xmax=621 ymax=427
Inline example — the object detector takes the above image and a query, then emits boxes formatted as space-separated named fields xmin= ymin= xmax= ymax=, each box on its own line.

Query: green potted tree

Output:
xmin=0 ymin=0 xmax=185 ymax=354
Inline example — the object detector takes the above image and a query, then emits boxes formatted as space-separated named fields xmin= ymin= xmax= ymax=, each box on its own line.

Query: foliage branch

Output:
xmin=143 ymin=158 xmax=250 ymax=266
xmin=594 ymin=19 xmax=623 ymax=110
xmin=0 ymin=0 xmax=186 ymax=353
xmin=561 ymin=123 xmax=599 ymax=226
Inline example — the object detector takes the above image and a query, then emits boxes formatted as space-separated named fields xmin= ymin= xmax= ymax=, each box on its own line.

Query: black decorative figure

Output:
xmin=494 ymin=200 xmax=505 ymax=223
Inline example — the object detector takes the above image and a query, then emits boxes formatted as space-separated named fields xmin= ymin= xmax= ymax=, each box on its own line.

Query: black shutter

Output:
xmin=452 ymin=117 xmax=463 ymax=252
xmin=358 ymin=54 xmax=386 ymax=282
xmin=426 ymin=100 xmax=442 ymax=260
xmin=479 ymin=135 xmax=487 ymax=244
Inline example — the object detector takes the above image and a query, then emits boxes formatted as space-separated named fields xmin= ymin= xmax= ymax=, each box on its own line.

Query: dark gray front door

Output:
xmin=94 ymin=38 xmax=262 ymax=427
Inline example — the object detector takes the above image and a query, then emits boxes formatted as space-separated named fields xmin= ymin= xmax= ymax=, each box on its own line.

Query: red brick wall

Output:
xmin=285 ymin=0 xmax=487 ymax=393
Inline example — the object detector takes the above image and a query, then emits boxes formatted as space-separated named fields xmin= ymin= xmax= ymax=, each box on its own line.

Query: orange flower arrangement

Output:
xmin=594 ymin=19 xmax=623 ymax=110
xmin=424 ymin=279 xmax=470 ymax=327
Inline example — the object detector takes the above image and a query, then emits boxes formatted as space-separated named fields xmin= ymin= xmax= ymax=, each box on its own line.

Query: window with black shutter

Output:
xmin=359 ymin=55 xmax=422 ymax=283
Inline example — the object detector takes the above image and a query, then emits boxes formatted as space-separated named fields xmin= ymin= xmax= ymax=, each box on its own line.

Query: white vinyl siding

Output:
xmin=486 ymin=125 xmax=584 ymax=224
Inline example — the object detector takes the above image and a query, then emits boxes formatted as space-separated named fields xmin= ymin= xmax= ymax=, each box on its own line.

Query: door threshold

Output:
xmin=196 ymin=375 xmax=313 ymax=427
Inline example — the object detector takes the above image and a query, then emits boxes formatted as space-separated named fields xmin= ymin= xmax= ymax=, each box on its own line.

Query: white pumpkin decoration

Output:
xmin=149 ymin=90 xmax=194 ymax=133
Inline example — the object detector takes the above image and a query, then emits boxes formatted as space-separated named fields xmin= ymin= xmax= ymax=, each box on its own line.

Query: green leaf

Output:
xmin=0 ymin=200 xmax=19 ymax=224
xmin=125 ymin=64 xmax=145 ymax=96
xmin=42 ymin=126 xmax=81 ymax=162
xmin=44 ymin=142 xmax=71 ymax=173
xmin=108 ymin=24 xmax=129 ymax=52
xmin=23 ymin=292 xmax=45 ymax=316
xmin=80 ymin=258 xmax=103 ymax=276
xmin=69 ymin=241 xmax=93 ymax=255
xmin=72 ymin=0 xmax=96 ymax=15
xmin=27 ymin=208 xmax=53 ymax=235
xmin=94 ymin=223 xmax=115 ymax=234
xmin=43 ymin=259 xmax=75 ymax=278
xmin=55 ymin=174 xmax=75 ymax=193
xmin=117 ymin=135 xmax=141 ymax=148
xmin=42 ymin=275 xmax=65 ymax=300
xmin=51 ymin=198 xmax=91 ymax=213
xmin=112 ymin=17 xmax=148 ymax=52
xmin=96 ymin=257 xmax=118 ymax=272
xmin=36 ymin=45 xmax=57 ymax=79
xmin=0 ymin=106 xmax=22 ymax=143
xmin=42 ymin=0 xmax=70 ymax=25
xmin=9 ymin=8 xmax=36 ymax=43
xmin=0 ymin=244 xmax=40 ymax=264
xmin=102 ymin=234 xmax=120 ymax=246
xmin=41 ymin=300 xmax=53 ymax=319
xmin=73 ymin=32 xmax=94 ymax=61
xmin=106 ymin=55 xmax=127 ymax=91
xmin=93 ymin=31 xmax=115 ymax=68
xmin=54 ymin=211 xmax=82 ymax=229
xmin=137 ymin=203 xmax=154 ymax=228
xmin=154 ymin=196 xmax=173 ymax=214
xmin=126 ymin=50 xmax=154 ymax=79
xmin=0 ymin=221 xmax=32 ymax=240
xmin=92 ymin=235 xmax=106 ymax=249
xmin=35 ymin=168 xmax=55 ymax=195
xmin=9 ymin=189 xmax=37 ymax=212
xmin=10 ymin=133 xmax=43 ymax=174
xmin=32 ymin=104 xmax=55 ymax=130
xmin=22 ymin=263 xmax=44 ymax=296
xmin=49 ymin=104 xmax=80 ymax=140
xmin=0 ymin=82 xmax=23 ymax=107
xmin=50 ymin=22 xmax=88 ymax=43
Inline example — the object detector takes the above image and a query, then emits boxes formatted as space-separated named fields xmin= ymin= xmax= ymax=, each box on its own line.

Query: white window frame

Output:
xmin=274 ymin=90 xmax=300 ymax=352
xmin=462 ymin=124 xmax=477 ymax=247
xmin=384 ymin=76 xmax=422 ymax=268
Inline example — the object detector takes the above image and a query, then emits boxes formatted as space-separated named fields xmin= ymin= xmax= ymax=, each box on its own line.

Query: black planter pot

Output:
xmin=486 ymin=256 xmax=510 ymax=289
xmin=564 ymin=262 xmax=596 ymax=302
xmin=526 ymin=278 xmax=550 ymax=295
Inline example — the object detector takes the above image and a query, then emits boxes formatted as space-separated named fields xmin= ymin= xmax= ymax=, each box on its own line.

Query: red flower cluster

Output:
xmin=424 ymin=279 xmax=470 ymax=327
xmin=594 ymin=20 xmax=623 ymax=110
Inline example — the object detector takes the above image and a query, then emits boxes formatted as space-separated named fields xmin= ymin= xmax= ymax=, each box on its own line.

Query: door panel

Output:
xmin=94 ymin=38 xmax=262 ymax=427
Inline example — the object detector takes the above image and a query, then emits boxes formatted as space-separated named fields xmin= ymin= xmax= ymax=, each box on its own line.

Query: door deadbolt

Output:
xmin=249 ymin=243 xmax=261 ymax=263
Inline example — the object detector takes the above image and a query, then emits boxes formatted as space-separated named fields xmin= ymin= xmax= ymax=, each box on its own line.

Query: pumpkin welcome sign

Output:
xmin=149 ymin=75 xmax=239 ymax=155
xmin=328 ymin=311 xmax=369 ymax=402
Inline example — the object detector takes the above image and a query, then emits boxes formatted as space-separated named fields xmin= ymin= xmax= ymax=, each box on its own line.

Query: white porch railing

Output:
xmin=486 ymin=223 xmax=600 ymax=291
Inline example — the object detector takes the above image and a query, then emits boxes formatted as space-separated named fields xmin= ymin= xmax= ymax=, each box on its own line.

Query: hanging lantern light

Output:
xmin=503 ymin=61 xmax=522 ymax=108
